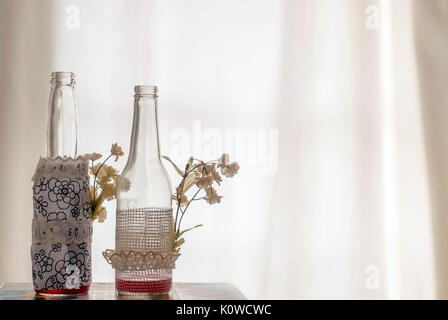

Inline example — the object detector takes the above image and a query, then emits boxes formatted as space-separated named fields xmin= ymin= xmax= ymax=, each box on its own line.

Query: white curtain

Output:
xmin=0 ymin=0 xmax=447 ymax=299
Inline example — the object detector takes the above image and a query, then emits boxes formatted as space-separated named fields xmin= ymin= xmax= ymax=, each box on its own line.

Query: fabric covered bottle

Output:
xmin=31 ymin=157 xmax=92 ymax=294
xmin=31 ymin=72 xmax=92 ymax=295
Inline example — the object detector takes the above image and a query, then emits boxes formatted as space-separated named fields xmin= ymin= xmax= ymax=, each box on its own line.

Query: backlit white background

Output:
xmin=1 ymin=0 xmax=448 ymax=299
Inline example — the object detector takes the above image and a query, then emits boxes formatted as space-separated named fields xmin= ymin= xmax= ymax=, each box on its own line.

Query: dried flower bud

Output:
xmin=111 ymin=143 xmax=124 ymax=161
xmin=221 ymin=162 xmax=240 ymax=178
xmin=205 ymin=192 xmax=222 ymax=204
xmin=97 ymin=207 xmax=107 ymax=223
xmin=196 ymin=175 xmax=213 ymax=189
xmin=217 ymin=153 xmax=230 ymax=167
xmin=84 ymin=153 xmax=102 ymax=161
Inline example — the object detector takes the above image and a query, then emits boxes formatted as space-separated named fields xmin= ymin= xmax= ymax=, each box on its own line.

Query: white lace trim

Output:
xmin=32 ymin=156 xmax=89 ymax=181
xmin=102 ymin=249 xmax=180 ymax=271
xmin=32 ymin=220 xmax=92 ymax=245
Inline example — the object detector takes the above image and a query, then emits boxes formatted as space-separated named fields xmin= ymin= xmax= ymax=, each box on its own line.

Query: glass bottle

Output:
xmin=47 ymin=71 xmax=78 ymax=157
xmin=32 ymin=72 xmax=91 ymax=296
xmin=115 ymin=85 xmax=173 ymax=296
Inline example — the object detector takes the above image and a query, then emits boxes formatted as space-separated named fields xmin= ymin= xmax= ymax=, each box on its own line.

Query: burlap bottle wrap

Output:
xmin=31 ymin=157 xmax=92 ymax=291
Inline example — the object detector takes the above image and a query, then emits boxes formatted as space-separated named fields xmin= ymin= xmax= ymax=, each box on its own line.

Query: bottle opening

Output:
xmin=51 ymin=72 xmax=75 ymax=86
xmin=134 ymin=85 xmax=157 ymax=97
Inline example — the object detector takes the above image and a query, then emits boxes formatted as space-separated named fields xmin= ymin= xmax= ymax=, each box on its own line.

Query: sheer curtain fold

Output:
xmin=0 ymin=0 xmax=54 ymax=284
xmin=413 ymin=0 xmax=448 ymax=299
xmin=0 ymin=0 xmax=447 ymax=299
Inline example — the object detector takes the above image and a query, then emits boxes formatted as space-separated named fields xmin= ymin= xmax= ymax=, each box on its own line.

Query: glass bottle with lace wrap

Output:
xmin=31 ymin=72 xmax=91 ymax=296
xmin=115 ymin=85 xmax=174 ymax=296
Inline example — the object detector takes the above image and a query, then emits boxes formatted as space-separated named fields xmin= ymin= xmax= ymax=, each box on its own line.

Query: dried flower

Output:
xmin=84 ymin=153 xmax=102 ymax=161
xmin=87 ymin=143 xmax=124 ymax=224
xmin=216 ymin=153 xmax=239 ymax=177
xmin=210 ymin=167 xmax=222 ymax=183
xmin=174 ymin=186 xmax=189 ymax=207
xmin=177 ymin=194 xmax=189 ymax=207
xmin=206 ymin=193 xmax=221 ymax=204
xmin=163 ymin=154 xmax=240 ymax=249
xmin=201 ymin=163 xmax=215 ymax=176
xmin=111 ymin=143 xmax=124 ymax=161
xmin=89 ymin=186 xmax=96 ymax=204
xmin=205 ymin=187 xmax=222 ymax=204
xmin=90 ymin=163 xmax=105 ymax=178
xmin=217 ymin=153 xmax=230 ymax=167
xmin=177 ymin=172 xmax=200 ymax=195
xmin=100 ymin=182 xmax=116 ymax=200
xmin=91 ymin=164 xmax=117 ymax=184
xmin=97 ymin=207 xmax=107 ymax=223
xmin=104 ymin=165 xmax=118 ymax=177
xmin=221 ymin=162 xmax=240 ymax=178
xmin=196 ymin=175 xmax=213 ymax=189
xmin=101 ymin=165 xmax=118 ymax=183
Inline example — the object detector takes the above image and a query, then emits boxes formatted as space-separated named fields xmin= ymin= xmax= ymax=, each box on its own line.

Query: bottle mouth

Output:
xmin=51 ymin=72 xmax=75 ymax=86
xmin=134 ymin=85 xmax=157 ymax=97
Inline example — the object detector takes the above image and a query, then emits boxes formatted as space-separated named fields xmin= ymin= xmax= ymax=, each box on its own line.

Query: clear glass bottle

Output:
xmin=115 ymin=85 xmax=173 ymax=296
xmin=33 ymin=72 xmax=90 ymax=296
xmin=47 ymin=71 xmax=78 ymax=157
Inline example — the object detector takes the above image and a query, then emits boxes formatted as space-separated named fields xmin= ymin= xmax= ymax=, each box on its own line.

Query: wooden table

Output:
xmin=0 ymin=282 xmax=246 ymax=300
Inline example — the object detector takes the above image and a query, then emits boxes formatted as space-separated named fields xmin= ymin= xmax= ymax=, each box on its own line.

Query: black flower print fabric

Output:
xmin=71 ymin=207 xmax=81 ymax=219
xmin=34 ymin=196 xmax=48 ymax=217
xmin=48 ymin=178 xmax=81 ymax=210
xmin=31 ymin=157 xmax=92 ymax=291
xmin=33 ymin=177 xmax=48 ymax=194
xmin=82 ymin=201 xmax=92 ymax=219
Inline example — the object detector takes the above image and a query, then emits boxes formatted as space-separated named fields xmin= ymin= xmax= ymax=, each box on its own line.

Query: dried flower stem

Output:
xmin=93 ymin=153 xmax=113 ymax=195
xmin=176 ymin=187 xmax=202 ymax=240
xmin=164 ymin=154 xmax=239 ymax=249
xmin=174 ymin=173 xmax=187 ymax=235
xmin=85 ymin=143 xmax=125 ymax=223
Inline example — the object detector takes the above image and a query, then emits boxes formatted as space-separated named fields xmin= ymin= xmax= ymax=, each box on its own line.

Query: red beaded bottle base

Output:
xmin=35 ymin=285 xmax=90 ymax=296
xmin=116 ymin=277 xmax=172 ymax=295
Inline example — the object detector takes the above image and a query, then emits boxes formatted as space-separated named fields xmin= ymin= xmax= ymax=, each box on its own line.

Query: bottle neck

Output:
xmin=47 ymin=80 xmax=78 ymax=158
xmin=127 ymin=94 xmax=161 ymax=165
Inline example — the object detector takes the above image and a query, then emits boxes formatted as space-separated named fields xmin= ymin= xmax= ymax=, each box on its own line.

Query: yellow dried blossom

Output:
xmin=100 ymin=182 xmax=116 ymax=199
xmin=173 ymin=193 xmax=188 ymax=207
xmin=97 ymin=207 xmax=107 ymax=223
xmin=100 ymin=165 xmax=118 ymax=184
xmin=111 ymin=143 xmax=124 ymax=161
xmin=90 ymin=163 xmax=105 ymax=178
xmin=89 ymin=186 xmax=96 ymax=204
xmin=86 ymin=143 xmax=125 ymax=224
xmin=104 ymin=165 xmax=117 ymax=176
xmin=84 ymin=153 xmax=102 ymax=161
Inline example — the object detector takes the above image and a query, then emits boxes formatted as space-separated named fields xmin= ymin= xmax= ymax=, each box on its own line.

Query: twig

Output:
xmin=93 ymin=154 xmax=113 ymax=193
xmin=176 ymin=188 xmax=202 ymax=241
